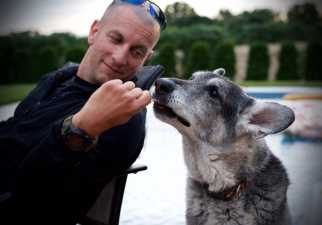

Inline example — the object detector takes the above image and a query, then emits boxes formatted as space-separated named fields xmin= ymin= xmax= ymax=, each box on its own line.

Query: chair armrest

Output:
xmin=82 ymin=164 xmax=147 ymax=225
xmin=124 ymin=164 xmax=147 ymax=175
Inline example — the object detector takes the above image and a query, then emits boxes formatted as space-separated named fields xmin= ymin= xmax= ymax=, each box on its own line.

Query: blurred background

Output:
xmin=0 ymin=0 xmax=321 ymax=91
xmin=0 ymin=1 xmax=321 ymax=225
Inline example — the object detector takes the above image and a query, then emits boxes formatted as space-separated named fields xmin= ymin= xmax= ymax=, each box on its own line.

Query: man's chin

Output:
xmin=98 ymin=65 xmax=134 ymax=83
xmin=97 ymin=73 xmax=132 ymax=84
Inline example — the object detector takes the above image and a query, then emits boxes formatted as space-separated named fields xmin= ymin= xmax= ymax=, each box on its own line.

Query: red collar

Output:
xmin=194 ymin=179 xmax=251 ymax=201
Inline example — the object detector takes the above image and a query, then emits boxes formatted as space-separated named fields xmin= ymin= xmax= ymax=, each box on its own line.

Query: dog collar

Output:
xmin=194 ymin=179 xmax=251 ymax=201
xmin=209 ymin=181 xmax=250 ymax=201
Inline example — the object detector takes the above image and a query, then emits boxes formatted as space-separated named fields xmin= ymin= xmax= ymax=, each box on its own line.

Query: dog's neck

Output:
xmin=182 ymin=134 xmax=269 ymax=193
xmin=191 ymin=178 xmax=252 ymax=201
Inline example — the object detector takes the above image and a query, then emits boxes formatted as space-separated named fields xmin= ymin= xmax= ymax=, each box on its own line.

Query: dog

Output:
xmin=151 ymin=68 xmax=294 ymax=225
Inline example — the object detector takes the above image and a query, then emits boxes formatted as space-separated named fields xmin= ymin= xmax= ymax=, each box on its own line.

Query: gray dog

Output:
xmin=152 ymin=69 xmax=295 ymax=225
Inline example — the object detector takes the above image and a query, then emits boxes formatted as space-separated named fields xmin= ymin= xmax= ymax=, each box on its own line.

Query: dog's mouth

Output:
xmin=153 ymin=101 xmax=191 ymax=127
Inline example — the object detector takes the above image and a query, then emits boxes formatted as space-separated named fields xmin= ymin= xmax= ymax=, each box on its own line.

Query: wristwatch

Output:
xmin=61 ymin=115 xmax=98 ymax=152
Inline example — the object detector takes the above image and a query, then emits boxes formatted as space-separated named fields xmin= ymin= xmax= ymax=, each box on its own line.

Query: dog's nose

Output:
xmin=155 ymin=78 xmax=175 ymax=94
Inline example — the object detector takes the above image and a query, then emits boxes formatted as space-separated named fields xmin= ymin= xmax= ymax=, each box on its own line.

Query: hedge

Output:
xmin=212 ymin=41 xmax=236 ymax=80
xmin=276 ymin=42 xmax=299 ymax=80
xmin=185 ymin=41 xmax=211 ymax=79
xmin=246 ymin=42 xmax=269 ymax=80
xmin=157 ymin=43 xmax=176 ymax=77
xmin=305 ymin=42 xmax=322 ymax=81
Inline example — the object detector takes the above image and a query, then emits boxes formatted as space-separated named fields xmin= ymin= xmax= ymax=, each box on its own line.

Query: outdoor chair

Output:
xmin=0 ymin=164 xmax=147 ymax=225
xmin=80 ymin=164 xmax=147 ymax=225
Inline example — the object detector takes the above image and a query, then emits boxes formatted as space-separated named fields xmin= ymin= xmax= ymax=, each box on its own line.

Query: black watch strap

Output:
xmin=61 ymin=115 xmax=98 ymax=152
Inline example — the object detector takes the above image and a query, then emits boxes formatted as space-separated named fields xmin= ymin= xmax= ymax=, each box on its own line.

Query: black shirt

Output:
xmin=0 ymin=65 xmax=146 ymax=224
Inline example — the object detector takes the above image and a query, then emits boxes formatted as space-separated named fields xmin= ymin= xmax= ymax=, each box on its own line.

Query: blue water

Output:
xmin=248 ymin=92 xmax=286 ymax=99
xmin=245 ymin=86 xmax=322 ymax=99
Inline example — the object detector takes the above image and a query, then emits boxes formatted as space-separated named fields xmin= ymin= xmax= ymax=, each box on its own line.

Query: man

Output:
xmin=0 ymin=0 xmax=166 ymax=224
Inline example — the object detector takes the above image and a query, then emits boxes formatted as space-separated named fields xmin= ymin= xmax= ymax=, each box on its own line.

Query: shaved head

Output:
xmin=101 ymin=2 xmax=161 ymax=37
xmin=77 ymin=0 xmax=161 ymax=84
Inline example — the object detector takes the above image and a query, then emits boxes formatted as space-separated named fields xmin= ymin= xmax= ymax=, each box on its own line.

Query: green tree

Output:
xmin=159 ymin=25 xmax=225 ymax=59
xmin=212 ymin=41 xmax=235 ymax=79
xmin=305 ymin=42 xmax=322 ymax=81
xmin=185 ymin=41 xmax=211 ymax=79
xmin=65 ymin=47 xmax=86 ymax=63
xmin=37 ymin=46 xmax=59 ymax=79
xmin=0 ymin=37 xmax=15 ymax=84
xmin=288 ymin=3 xmax=320 ymax=25
xmin=164 ymin=2 xmax=214 ymax=27
xmin=13 ymin=49 xmax=33 ymax=83
xmin=0 ymin=31 xmax=91 ymax=83
xmin=246 ymin=42 xmax=269 ymax=80
xmin=165 ymin=2 xmax=197 ymax=23
xmin=276 ymin=42 xmax=299 ymax=80
xmin=157 ymin=43 xmax=176 ymax=77
xmin=240 ymin=9 xmax=275 ymax=24
xmin=221 ymin=9 xmax=281 ymax=44
xmin=219 ymin=10 xmax=233 ymax=21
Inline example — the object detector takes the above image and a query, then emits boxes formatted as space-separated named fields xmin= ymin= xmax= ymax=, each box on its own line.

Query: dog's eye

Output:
xmin=206 ymin=86 xmax=219 ymax=98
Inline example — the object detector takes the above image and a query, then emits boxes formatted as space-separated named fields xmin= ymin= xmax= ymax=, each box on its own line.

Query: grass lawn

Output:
xmin=0 ymin=84 xmax=36 ymax=105
xmin=0 ymin=81 xmax=321 ymax=106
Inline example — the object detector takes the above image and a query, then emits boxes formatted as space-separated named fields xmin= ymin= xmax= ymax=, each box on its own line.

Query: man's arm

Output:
xmin=10 ymin=79 xmax=150 ymax=221
xmin=11 ymin=110 xmax=146 ymax=223
xmin=72 ymin=79 xmax=150 ymax=138
xmin=13 ymin=78 xmax=151 ymax=185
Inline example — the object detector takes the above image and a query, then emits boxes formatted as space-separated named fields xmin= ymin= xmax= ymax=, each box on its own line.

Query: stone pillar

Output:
xmin=268 ymin=43 xmax=281 ymax=81
xmin=295 ymin=41 xmax=307 ymax=80
xmin=234 ymin=45 xmax=249 ymax=81
xmin=175 ymin=50 xmax=184 ymax=78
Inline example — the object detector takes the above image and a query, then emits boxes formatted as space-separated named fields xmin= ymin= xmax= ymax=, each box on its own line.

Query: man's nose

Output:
xmin=112 ymin=46 xmax=128 ymax=66
xmin=155 ymin=78 xmax=175 ymax=94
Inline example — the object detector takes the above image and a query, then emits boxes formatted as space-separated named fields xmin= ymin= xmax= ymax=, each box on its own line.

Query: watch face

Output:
xmin=62 ymin=115 xmax=97 ymax=151
xmin=66 ymin=134 xmax=87 ymax=151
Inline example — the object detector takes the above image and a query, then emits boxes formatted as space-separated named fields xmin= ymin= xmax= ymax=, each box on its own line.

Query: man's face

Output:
xmin=85 ymin=5 xmax=160 ymax=84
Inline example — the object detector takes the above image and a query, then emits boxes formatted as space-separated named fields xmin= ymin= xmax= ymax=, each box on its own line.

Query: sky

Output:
xmin=0 ymin=0 xmax=321 ymax=36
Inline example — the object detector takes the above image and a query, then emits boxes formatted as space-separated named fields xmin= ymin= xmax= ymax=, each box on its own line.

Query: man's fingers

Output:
xmin=123 ymin=81 xmax=135 ymax=90
xmin=129 ymin=91 xmax=151 ymax=115
xmin=100 ymin=79 xmax=123 ymax=92
xmin=105 ymin=79 xmax=123 ymax=86
xmin=128 ymin=88 xmax=143 ymax=99
xmin=135 ymin=90 xmax=151 ymax=106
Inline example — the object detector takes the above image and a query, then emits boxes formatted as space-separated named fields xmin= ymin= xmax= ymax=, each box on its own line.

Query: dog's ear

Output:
xmin=213 ymin=68 xmax=225 ymax=76
xmin=241 ymin=101 xmax=295 ymax=139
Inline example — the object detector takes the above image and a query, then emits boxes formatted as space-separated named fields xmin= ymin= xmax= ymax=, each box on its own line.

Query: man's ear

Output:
xmin=146 ymin=50 xmax=154 ymax=61
xmin=143 ymin=50 xmax=154 ymax=65
xmin=88 ymin=20 xmax=100 ymax=46
xmin=241 ymin=100 xmax=295 ymax=139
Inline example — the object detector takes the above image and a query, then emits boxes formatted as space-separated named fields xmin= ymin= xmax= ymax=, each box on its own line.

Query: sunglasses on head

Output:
xmin=113 ymin=0 xmax=167 ymax=30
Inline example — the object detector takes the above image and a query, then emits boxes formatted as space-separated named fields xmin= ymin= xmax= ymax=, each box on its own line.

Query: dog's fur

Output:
xmin=152 ymin=69 xmax=295 ymax=225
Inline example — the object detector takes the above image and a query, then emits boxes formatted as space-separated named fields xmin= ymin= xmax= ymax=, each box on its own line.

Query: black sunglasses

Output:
xmin=113 ymin=0 xmax=167 ymax=30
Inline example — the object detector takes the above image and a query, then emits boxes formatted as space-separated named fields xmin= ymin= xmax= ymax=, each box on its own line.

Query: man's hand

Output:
xmin=72 ymin=79 xmax=151 ymax=138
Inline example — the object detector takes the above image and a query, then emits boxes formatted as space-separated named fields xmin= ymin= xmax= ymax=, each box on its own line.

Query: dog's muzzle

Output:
xmin=152 ymin=78 xmax=190 ymax=127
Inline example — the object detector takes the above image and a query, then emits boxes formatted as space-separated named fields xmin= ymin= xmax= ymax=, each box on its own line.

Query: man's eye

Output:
xmin=132 ymin=49 xmax=145 ymax=59
xmin=109 ymin=35 xmax=121 ymax=43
